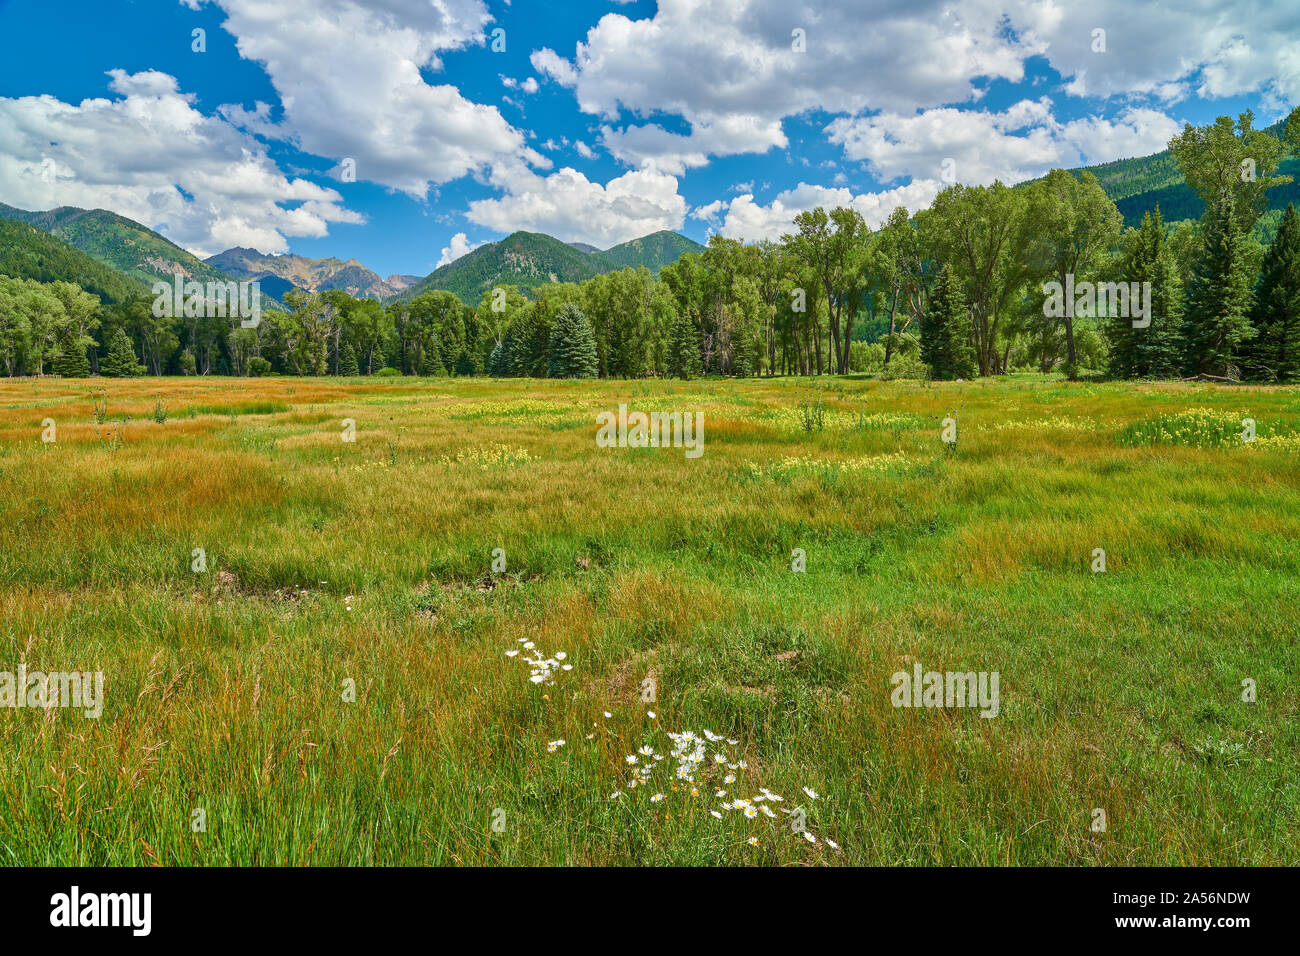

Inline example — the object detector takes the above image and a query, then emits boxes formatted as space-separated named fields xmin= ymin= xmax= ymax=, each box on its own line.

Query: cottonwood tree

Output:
xmin=1169 ymin=109 xmax=1299 ymax=233
xmin=741 ymin=239 xmax=786 ymax=376
xmin=49 ymin=281 xmax=101 ymax=372
xmin=920 ymin=182 xmax=1033 ymax=376
xmin=0 ymin=277 xmax=33 ymax=375
xmin=1025 ymin=170 xmax=1124 ymax=379
xmin=784 ymin=206 xmax=870 ymax=375
xmin=874 ymin=207 xmax=929 ymax=370
xmin=22 ymin=281 xmax=66 ymax=376
xmin=476 ymin=284 xmax=527 ymax=369
xmin=113 ymin=294 xmax=178 ymax=374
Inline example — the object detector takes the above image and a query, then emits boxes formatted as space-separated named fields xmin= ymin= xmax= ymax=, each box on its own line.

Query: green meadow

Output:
xmin=0 ymin=374 xmax=1297 ymax=865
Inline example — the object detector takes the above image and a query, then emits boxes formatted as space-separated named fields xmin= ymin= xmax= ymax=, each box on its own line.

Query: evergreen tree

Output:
xmin=546 ymin=304 xmax=599 ymax=378
xmin=1247 ymin=203 xmax=1300 ymax=381
xmin=454 ymin=349 xmax=477 ymax=377
xmin=667 ymin=310 xmax=703 ymax=379
xmin=1108 ymin=208 xmax=1183 ymax=378
xmin=339 ymin=343 xmax=360 ymax=376
xmin=419 ymin=341 xmax=445 ymax=376
xmin=488 ymin=330 xmax=516 ymax=377
xmin=919 ymin=267 xmax=976 ymax=380
xmin=53 ymin=328 xmax=91 ymax=378
xmin=1183 ymin=193 xmax=1257 ymax=377
xmin=99 ymin=327 xmax=144 ymax=377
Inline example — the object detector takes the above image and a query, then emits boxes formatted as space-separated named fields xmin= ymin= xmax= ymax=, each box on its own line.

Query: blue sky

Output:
xmin=1 ymin=0 xmax=1295 ymax=279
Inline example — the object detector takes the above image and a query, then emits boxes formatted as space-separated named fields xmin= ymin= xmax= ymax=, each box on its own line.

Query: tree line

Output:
xmin=2 ymin=110 xmax=1298 ymax=383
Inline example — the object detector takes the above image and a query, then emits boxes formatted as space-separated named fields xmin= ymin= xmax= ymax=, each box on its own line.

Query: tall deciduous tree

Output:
xmin=785 ymin=206 xmax=870 ymax=375
xmin=1169 ymin=109 xmax=1299 ymax=233
xmin=1026 ymin=170 xmax=1124 ymax=379
xmin=874 ymin=207 xmax=929 ymax=369
xmin=920 ymin=182 xmax=1033 ymax=376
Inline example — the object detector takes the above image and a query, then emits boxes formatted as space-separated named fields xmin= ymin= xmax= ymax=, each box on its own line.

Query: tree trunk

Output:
xmin=884 ymin=285 xmax=900 ymax=367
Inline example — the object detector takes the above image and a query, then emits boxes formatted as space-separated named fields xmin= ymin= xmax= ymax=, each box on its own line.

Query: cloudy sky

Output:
xmin=1 ymin=0 xmax=1297 ymax=278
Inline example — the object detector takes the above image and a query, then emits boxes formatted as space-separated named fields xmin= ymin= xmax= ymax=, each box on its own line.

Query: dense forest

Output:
xmin=3 ymin=110 xmax=1299 ymax=383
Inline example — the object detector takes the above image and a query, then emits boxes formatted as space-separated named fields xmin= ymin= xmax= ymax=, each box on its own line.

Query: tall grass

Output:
xmin=0 ymin=374 xmax=1297 ymax=865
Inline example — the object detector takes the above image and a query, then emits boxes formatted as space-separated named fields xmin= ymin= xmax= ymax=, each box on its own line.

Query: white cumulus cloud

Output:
xmin=0 ymin=69 xmax=361 ymax=257
xmin=467 ymin=164 xmax=687 ymax=247
xmin=198 ymin=0 xmax=546 ymax=197
xmin=436 ymin=232 xmax=486 ymax=268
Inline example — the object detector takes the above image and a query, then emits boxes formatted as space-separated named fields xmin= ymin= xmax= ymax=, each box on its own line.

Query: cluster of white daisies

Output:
xmin=609 ymin=728 xmax=840 ymax=851
xmin=503 ymin=644 xmax=840 ymax=852
xmin=504 ymin=638 xmax=572 ymax=685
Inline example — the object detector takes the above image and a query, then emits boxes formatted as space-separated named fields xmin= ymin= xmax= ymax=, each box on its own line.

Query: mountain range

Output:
xmin=391 ymin=230 xmax=705 ymax=304
xmin=5 ymin=125 xmax=1300 ymax=308
xmin=0 ymin=202 xmax=232 ymax=290
xmin=204 ymin=247 xmax=420 ymax=301
xmin=0 ymin=201 xmax=704 ymax=308
xmin=0 ymin=218 xmax=147 ymax=303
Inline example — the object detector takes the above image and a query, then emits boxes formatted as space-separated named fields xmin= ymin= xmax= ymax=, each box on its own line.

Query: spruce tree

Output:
xmin=546 ymin=304 xmax=599 ymax=378
xmin=339 ymin=343 xmax=360 ymax=376
xmin=489 ymin=331 xmax=515 ymax=377
xmin=920 ymin=267 xmax=977 ymax=380
xmin=100 ymin=327 xmax=144 ymax=377
xmin=1183 ymin=193 xmax=1257 ymax=377
xmin=419 ymin=340 xmax=445 ymax=376
xmin=1140 ymin=234 xmax=1185 ymax=379
xmin=1108 ymin=208 xmax=1183 ymax=379
xmin=54 ymin=328 xmax=91 ymax=378
xmin=1247 ymin=203 xmax=1300 ymax=381
xmin=667 ymin=310 xmax=702 ymax=379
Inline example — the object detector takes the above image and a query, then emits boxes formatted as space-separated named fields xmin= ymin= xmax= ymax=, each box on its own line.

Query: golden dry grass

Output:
xmin=0 ymin=373 xmax=1297 ymax=865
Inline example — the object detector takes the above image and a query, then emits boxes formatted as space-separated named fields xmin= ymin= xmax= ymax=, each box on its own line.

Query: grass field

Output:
xmin=1 ymin=374 xmax=1298 ymax=866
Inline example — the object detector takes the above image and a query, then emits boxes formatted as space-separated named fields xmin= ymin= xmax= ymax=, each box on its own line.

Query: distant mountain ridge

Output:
xmin=0 ymin=218 xmax=147 ymax=303
xmin=594 ymin=231 xmax=704 ymax=273
xmin=205 ymin=247 xmax=419 ymax=300
xmin=0 ymin=202 xmax=234 ymax=288
xmin=1 ymin=200 xmax=703 ymax=310
xmin=394 ymin=229 xmax=705 ymax=305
